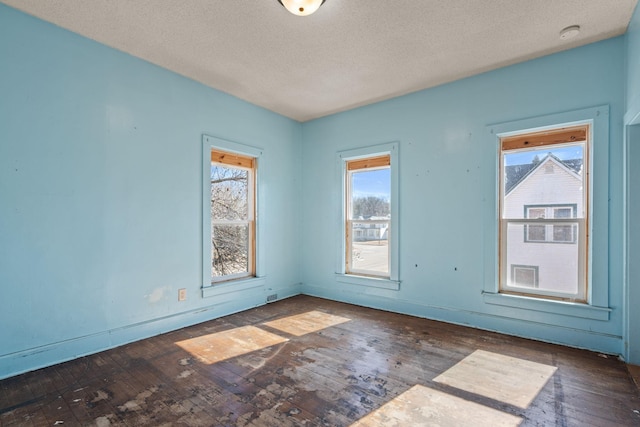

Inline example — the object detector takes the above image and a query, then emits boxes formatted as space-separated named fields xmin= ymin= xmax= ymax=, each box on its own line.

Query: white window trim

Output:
xmin=202 ymin=135 xmax=265 ymax=297
xmin=483 ymin=106 xmax=611 ymax=320
xmin=336 ymin=142 xmax=400 ymax=290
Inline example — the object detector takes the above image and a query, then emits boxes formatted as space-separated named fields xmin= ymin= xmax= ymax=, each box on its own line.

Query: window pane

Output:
xmin=505 ymin=222 xmax=580 ymax=294
xmin=502 ymin=140 xmax=585 ymax=299
xmin=527 ymin=224 xmax=546 ymax=241
xmin=554 ymin=208 xmax=572 ymax=218
xmin=503 ymin=145 xmax=584 ymax=220
xmin=347 ymin=163 xmax=391 ymax=278
xmin=350 ymin=222 xmax=389 ymax=275
xmin=212 ymin=224 xmax=249 ymax=278
xmin=351 ymin=169 xmax=391 ymax=219
xmin=206 ymin=145 xmax=256 ymax=285
xmin=211 ymin=165 xmax=248 ymax=221
xmin=553 ymin=224 xmax=574 ymax=242
xmin=528 ymin=208 xmax=546 ymax=219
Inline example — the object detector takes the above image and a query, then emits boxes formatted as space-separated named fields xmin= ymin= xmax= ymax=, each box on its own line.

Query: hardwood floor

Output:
xmin=1 ymin=295 xmax=639 ymax=426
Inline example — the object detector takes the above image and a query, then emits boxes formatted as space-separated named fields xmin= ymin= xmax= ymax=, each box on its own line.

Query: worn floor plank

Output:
xmin=1 ymin=295 xmax=639 ymax=426
xmin=627 ymin=364 xmax=640 ymax=391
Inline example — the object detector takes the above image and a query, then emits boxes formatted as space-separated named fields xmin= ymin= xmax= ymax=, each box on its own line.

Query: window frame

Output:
xmin=345 ymin=156 xmax=391 ymax=278
xmin=202 ymin=135 xmax=265 ymax=296
xmin=209 ymin=149 xmax=256 ymax=283
xmin=336 ymin=142 xmax=400 ymax=290
xmin=483 ymin=106 xmax=611 ymax=321
xmin=499 ymin=126 xmax=588 ymax=302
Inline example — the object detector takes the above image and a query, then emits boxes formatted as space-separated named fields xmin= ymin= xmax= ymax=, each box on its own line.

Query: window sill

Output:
xmin=335 ymin=274 xmax=400 ymax=290
xmin=202 ymin=276 xmax=266 ymax=299
xmin=482 ymin=292 xmax=611 ymax=321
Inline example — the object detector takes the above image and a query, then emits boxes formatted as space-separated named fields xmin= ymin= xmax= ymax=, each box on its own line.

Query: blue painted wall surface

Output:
xmin=625 ymin=3 xmax=640 ymax=364
xmin=0 ymin=5 xmax=302 ymax=379
xmin=627 ymin=125 xmax=640 ymax=364
xmin=626 ymin=2 xmax=640 ymax=124
xmin=301 ymin=38 xmax=626 ymax=356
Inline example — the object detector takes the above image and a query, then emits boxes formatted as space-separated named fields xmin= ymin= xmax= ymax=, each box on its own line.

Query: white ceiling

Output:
xmin=2 ymin=0 xmax=638 ymax=122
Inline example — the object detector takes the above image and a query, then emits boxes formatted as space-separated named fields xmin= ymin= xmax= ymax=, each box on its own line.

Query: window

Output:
xmin=202 ymin=136 xmax=264 ymax=296
xmin=336 ymin=142 xmax=399 ymax=289
xmin=209 ymin=149 xmax=256 ymax=282
xmin=511 ymin=265 xmax=539 ymax=288
xmin=524 ymin=205 xmax=577 ymax=243
xmin=346 ymin=155 xmax=391 ymax=278
xmin=500 ymin=125 xmax=588 ymax=301
xmin=553 ymin=207 xmax=575 ymax=243
xmin=525 ymin=207 xmax=546 ymax=242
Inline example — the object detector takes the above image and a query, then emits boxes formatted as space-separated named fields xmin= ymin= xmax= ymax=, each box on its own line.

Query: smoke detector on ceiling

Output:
xmin=560 ymin=25 xmax=581 ymax=40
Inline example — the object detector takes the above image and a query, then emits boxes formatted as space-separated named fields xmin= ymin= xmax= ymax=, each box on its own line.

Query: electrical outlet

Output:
xmin=178 ymin=288 xmax=187 ymax=301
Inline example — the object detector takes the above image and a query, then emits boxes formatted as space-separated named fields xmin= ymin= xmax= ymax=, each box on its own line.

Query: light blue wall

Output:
xmin=0 ymin=4 xmax=302 ymax=379
xmin=626 ymin=2 xmax=640 ymax=125
xmin=627 ymin=125 xmax=640 ymax=364
xmin=301 ymin=37 xmax=627 ymax=356
xmin=625 ymin=2 xmax=640 ymax=364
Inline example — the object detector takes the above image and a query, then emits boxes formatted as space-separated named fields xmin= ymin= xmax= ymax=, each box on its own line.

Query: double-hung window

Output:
xmin=500 ymin=125 xmax=588 ymax=302
xmin=209 ymin=149 xmax=256 ymax=282
xmin=337 ymin=142 xmax=399 ymax=289
xmin=345 ymin=155 xmax=391 ymax=278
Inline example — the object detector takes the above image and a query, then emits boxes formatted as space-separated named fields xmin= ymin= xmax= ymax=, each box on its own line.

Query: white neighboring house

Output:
xmin=503 ymin=154 xmax=583 ymax=293
xmin=353 ymin=216 xmax=389 ymax=241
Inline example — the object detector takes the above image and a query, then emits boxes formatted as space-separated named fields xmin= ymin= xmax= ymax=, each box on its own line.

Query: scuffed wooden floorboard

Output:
xmin=1 ymin=295 xmax=639 ymax=426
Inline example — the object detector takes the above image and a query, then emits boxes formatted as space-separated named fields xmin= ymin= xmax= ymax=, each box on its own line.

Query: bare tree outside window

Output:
xmin=210 ymin=153 xmax=255 ymax=281
xmin=353 ymin=196 xmax=390 ymax=218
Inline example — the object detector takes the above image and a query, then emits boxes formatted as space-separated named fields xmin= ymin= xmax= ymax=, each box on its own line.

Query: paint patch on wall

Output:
xmin=146 ymin=287 xmax=169 ymax=303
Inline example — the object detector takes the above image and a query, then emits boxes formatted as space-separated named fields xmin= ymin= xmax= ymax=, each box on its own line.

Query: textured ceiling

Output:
xmin=1 ymin=0 xmax=638 ymax=122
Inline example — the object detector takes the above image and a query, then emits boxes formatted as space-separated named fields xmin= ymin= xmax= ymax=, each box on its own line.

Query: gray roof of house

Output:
xmin=505 ymin=154 xmax=582 ymax=194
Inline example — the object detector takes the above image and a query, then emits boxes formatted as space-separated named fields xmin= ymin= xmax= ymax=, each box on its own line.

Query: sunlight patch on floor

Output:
xmin=433 ymin=349 xmax=557 ymax=409
xmin=175 ymin=325 xmax=288 ymax=364
xmin=263 ymin=310 xmax=351 ymax=336
xmin=350 ymin=384 xmax=521 ymax=426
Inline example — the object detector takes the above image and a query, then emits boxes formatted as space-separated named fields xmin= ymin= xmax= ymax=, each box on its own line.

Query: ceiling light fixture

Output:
xmin=278 ymin=0 xmax=326 ymax=16
xmin=560 ymin=25 xmax=581 ymax=40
